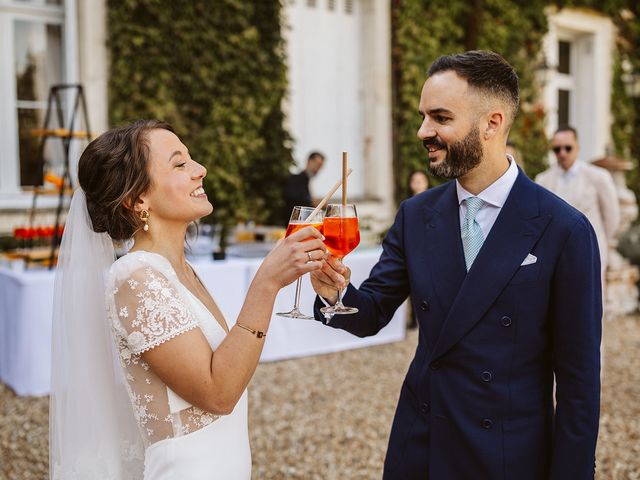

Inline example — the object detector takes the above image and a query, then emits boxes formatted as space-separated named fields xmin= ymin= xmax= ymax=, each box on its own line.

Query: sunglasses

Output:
xmin=552 ymin=145 xmax=573 ymax=154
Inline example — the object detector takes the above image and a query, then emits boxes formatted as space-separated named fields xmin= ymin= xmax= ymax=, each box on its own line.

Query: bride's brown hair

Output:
xmin=78 ymin=119 xmax=174 ymax=240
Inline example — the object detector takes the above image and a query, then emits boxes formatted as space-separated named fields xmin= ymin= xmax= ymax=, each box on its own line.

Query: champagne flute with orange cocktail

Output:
xmin=275 ymin=206 xmax=324 ymax=319
xmin=319 ymin=203 xmax=360 ymax=315
xmin=320 ymin=151 xmax=360 ymax=316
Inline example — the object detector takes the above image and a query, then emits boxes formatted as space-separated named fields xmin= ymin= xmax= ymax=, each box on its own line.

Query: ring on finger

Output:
xmin=307 ymin=251 xmax=313 ymax=262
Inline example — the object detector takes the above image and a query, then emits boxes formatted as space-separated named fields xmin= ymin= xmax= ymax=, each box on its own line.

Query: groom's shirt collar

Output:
xmin=455 ymin=155 xmax=519 ymax=238
xmin=456 ymin=155 xmax=518 ymax=208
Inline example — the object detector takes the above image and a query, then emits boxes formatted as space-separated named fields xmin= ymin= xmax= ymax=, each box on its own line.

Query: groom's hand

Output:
xmin=310 ymin=254 xmax=351 ymax=305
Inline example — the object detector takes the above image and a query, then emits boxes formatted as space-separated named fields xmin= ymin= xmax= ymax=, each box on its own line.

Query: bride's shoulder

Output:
xmin=108 ymin=250 xmax=174 ymax=285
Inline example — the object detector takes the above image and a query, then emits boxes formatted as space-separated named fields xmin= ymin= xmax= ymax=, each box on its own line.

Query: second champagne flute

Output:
xmin=320 ymin=203 xmax=360 ymax=315
xmin=275 ymin=206 xmax=324 ymax=319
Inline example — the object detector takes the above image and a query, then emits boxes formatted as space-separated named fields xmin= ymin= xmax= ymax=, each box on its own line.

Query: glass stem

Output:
xmin=335 ymin=257 xmax=345 ymax=307
xmin=292 ymin=277 xmax=302 ymax=311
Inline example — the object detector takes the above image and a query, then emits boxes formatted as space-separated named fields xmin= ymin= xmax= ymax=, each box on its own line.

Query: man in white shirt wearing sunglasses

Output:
xmin=535 ymin=125 xmax=620 ymax=275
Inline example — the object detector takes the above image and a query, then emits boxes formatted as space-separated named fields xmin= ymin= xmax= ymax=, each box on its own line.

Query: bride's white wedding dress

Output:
xmin=106 ymin=251 xmax=251 ymax=479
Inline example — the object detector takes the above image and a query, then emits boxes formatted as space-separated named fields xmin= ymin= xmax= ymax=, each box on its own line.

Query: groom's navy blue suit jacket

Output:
xmin=315 ymin=169 xmax=601 ymax=479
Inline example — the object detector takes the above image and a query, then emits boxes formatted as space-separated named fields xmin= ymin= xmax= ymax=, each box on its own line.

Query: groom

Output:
xmin=311 ymin=50 xmax=601 ymax=479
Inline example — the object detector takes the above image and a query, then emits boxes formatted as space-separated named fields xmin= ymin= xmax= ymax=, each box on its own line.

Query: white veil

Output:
xmin=49 ymin=190 xmax=144 ymax=479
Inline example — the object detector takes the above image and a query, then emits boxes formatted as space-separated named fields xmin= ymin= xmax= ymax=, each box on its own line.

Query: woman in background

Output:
xmin=409 ymin=170 xmax=429 ymax=196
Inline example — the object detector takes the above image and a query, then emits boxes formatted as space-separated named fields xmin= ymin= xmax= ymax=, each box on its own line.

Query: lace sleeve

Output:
xmin=113 ymin=266 xmax=199 ymax=355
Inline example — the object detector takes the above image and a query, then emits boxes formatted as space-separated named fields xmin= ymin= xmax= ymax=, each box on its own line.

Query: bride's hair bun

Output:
xmin=77 ymin=119 xmax=174 ymax=240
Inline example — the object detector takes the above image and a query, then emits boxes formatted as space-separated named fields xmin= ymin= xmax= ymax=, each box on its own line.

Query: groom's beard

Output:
xmin=424 ymin=126 xmax=483 ymax=179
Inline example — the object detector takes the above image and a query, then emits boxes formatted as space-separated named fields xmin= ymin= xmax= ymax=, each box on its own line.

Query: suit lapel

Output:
xmin=424 ymin=182 xmax=467 ymax=315
xmin=428 ymin=171 xmax=551 ymax=362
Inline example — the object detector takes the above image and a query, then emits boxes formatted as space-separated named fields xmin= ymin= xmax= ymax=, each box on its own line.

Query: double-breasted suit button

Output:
xmin=430 ymin=360 xmax=441 ymax=370
xmin=500 ymin=315 xmax=512 ymax=327
xmin=420 ymin=402 xmax=430 ymax=414
xmin=420 ymin=300 xmax=430 ymax=311
xmin=482 ymin=418 xmax=493 ymax=429
xmin=481 ymin=371 xmax=492 ymax=382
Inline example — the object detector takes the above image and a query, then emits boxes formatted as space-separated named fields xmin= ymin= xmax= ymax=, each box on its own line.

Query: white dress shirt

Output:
xmin=456 ymin=156 xmax=519 ymax=240
xmin=554 ymin=160 xmax=581 ymax=200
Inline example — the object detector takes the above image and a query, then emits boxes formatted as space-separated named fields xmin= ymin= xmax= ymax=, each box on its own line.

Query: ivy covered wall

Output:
xmin=107 ymin=0 xmax=292 ymax=231
xmin=606 ymin=4 xmax=640 ymax=197
xmin=392 ymin=0 xmax=640 ymax=203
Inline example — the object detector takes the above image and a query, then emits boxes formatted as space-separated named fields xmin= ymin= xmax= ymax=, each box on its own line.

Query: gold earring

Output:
xmin=140 ymin=210 xmax=150 ymax=232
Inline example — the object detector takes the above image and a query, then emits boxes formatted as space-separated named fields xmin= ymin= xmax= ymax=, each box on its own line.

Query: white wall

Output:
xmin=284 ymin=0 xmax=364 ymax=197
xmin=283 ymin=0 xmax=394 ymax=232
xmin=77 ymin=0 xmax=108 ymax=136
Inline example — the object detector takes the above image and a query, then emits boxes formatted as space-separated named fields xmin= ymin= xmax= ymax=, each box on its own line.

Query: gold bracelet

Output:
xmin=236 ymin=323 xmax=266 ymax=338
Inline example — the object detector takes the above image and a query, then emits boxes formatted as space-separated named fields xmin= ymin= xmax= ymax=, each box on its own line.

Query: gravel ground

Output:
xmin=1 ymin=316 xmax=639 ymax=479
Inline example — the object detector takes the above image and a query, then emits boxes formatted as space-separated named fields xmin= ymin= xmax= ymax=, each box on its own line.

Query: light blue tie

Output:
xmin=462 ymin=196 xmax=485 ymax=271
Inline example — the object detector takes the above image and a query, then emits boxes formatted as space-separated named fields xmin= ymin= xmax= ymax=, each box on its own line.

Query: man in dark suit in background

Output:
xmin=281 ymin=151 xmax=325 ymax=223
xmin=311 ymin=51 xmax=601 ymax=479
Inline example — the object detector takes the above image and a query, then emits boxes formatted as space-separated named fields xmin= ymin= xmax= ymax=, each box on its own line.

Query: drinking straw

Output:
xmin=308 ymin=167 xmax=353 ymax=222
xmin=342 ymin=151 xmax=348 ymax=208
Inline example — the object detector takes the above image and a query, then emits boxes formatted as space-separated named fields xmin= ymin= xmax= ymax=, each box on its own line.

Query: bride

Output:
xmin=49 ymin=120 xmax=326 ymax=479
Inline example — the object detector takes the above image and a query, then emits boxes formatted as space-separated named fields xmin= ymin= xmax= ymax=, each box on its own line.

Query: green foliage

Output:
xmin=391 ymin=0 xmax=467 ymax=203
xmin=611 ymin=54 xmax=635 ymax=159
xmin=107 ymin=0 xmax=292 ymax=233
xmin=607 ymin=5 xmax=640 ymax=200
xmin=476 ymin=0 xmax=550 ymax=179
xmin=392 ymin=0 xmax=640 ymax=202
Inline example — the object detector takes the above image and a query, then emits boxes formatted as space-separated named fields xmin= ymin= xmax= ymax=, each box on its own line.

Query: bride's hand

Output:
xmin=255 ymin=226 xmax=327 ymax=290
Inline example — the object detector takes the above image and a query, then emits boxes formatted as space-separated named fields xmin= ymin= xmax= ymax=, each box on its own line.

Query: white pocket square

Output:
xmin=520 ymin=253 xmax=537 ymax=266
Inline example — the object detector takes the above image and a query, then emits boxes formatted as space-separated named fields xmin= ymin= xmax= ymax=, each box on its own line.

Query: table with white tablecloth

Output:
xmin=0 ymin=269 xmax=56 ymax=397
xmin=0 ymin=247 xmax=405 ymax=396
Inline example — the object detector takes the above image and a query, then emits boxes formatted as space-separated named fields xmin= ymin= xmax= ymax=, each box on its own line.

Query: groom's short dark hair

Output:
xmin=428 ymin=50 xmax=520 ymax=127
